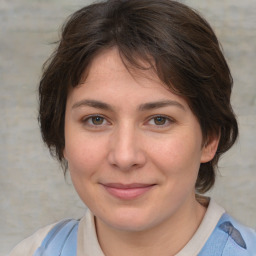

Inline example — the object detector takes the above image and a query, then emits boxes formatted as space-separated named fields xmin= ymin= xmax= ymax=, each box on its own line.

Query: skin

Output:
xmin=64 ymin=47 xmax=219 ymax=256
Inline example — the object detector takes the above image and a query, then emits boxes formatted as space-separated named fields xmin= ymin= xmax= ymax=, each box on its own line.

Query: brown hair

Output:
xmin=39 ymin=0 xmax=238 ymax=193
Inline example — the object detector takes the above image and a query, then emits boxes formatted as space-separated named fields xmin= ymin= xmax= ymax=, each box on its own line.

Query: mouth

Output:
xmin=101 ymin=183 xmax=156 ymax=200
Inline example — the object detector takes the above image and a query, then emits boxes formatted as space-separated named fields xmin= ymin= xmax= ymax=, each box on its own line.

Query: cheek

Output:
xmin=149 ymin=135 xmax=202 ymax=177
xmin=65 ymin=141 xmax=102 ymax=202
xmin=65 ymin=138 xmax=103 ymax=177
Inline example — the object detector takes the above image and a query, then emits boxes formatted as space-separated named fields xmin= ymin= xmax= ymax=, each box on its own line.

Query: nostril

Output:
xmin=107 ymin=127 xmax=146 ymax=171
xmin=107 ymin=148 xmax=146 ymax=171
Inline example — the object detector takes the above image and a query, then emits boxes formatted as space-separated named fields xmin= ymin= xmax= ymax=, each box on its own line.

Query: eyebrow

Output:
xmin=72 ymin=99 xmax=185 ymax=111
xmin=138 ymin=100 xmax=185 ymax=111
xmin=72 ymin=99 xmax=114 ymax=111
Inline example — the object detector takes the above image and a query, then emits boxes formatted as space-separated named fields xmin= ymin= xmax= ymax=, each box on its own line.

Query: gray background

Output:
xmin=0 ymin=0 xmax=255 ymax=255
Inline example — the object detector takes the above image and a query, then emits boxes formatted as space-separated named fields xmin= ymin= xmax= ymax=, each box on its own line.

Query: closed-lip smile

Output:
xmin=101 ymin=183 xmax=156 ymax=200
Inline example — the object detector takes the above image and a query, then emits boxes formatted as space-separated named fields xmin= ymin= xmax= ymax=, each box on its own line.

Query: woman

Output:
xmin=9 ymin=0 xmax=256 ymax=255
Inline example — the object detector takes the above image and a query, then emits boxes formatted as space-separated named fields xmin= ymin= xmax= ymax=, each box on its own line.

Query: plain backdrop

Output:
xmin=0 ymin=0 xmax=255 ymax=255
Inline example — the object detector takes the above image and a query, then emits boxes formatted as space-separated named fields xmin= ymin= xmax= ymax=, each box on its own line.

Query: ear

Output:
xmin=200 ymin=134 xmax=220 ymax=163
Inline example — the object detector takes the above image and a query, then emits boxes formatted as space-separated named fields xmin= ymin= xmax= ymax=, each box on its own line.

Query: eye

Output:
xmin=153 ymin=116 xmax=167 ymax=125
xmin=83 ymin=115 xmax=108 ymax=126
xmin=147 ymin=115 xmax=173 ymax=127
xmin=90 ymin=116 xmax=105 ymax=125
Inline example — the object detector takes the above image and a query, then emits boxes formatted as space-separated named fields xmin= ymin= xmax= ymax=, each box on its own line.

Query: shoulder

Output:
xmin=8 ymin=217 xmax=84 ymax=256
xmin=8 ymin=222 xmax=56 ymax=256
xmin=218 ymin=213 xmax=256 ymax=255
xmin=200 ymin=213 xmax=256 ymax=256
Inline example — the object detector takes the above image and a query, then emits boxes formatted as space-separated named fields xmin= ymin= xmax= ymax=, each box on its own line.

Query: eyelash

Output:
xmin=146 ymin=115 xmax=174 ymax=128
xmin=81 ymin=114 xmax=174 ymax=129
xmin=82 ymin=115 xmax=110 ymax=128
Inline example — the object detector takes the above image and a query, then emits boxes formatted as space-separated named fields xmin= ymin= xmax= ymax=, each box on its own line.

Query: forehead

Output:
xmin=66 ymin=47 xmax=191 ymax=114
xmin=77 ymin=48 xmax=175 ymax=98
xmin=84 ymin=47 xmax=157 ymax=84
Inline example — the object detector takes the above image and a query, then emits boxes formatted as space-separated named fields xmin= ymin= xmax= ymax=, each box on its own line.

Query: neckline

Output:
xmin=77 ymin=198 xmax=225 ymax=256
xmin=175 ymin=198 xmax=225 ymax=256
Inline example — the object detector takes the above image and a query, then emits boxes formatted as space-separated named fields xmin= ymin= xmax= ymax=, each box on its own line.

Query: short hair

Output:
xmin=39 ymin=0 xmax=238 ymax=193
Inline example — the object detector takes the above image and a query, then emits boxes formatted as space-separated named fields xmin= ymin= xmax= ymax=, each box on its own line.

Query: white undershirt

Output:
xmin=175 ymin=199 xmax=225 ymax=255
xmin=8 ymin=199 xmax=225 ymax=256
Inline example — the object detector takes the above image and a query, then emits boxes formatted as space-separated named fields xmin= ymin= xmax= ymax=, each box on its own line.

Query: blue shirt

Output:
xmin=33 ymin=213 xmax=256 ymax=256
xmin=199 ymin=213 xmax=256 ymax=255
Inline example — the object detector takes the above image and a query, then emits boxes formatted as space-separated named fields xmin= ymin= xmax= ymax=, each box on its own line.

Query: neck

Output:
xmin=95 ymin=195 xmax=206 ymax=256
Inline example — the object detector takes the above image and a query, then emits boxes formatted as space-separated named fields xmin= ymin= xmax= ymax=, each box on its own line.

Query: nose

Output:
xmin=107 ymin=123 xmax=146 ymax=171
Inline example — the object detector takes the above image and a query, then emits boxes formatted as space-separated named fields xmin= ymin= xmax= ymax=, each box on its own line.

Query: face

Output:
xmin=64 ymin=48 xmax=217 ymax=232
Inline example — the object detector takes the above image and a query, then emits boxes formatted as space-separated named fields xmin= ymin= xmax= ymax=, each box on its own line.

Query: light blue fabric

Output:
xmin=33 ymin=214 xmax=256 ymax=255
xmin=199 ymin=213 xmax=256 ymax=255
xmin=33 ymin=219 xmax=79 ymax=256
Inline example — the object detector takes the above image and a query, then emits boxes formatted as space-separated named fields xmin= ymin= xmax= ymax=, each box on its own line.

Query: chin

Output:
xmin=100 ymin=208 xmax=157 ymax=232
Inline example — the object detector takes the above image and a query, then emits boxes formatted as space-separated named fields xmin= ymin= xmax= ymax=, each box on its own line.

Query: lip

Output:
xmin=101 ymin=183 xmax=156 ymax=200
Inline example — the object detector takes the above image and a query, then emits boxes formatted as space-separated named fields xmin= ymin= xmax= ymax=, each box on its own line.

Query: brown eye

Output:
xmin=82 ymin=115 xmax=110 ymax=129
xmin=91 ymin=116 xmax=105 ymax=125
xmin=153 ymin=116 xmax=167 ymax=125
